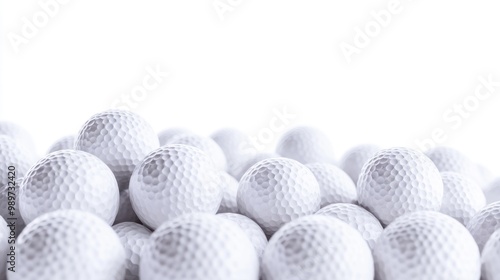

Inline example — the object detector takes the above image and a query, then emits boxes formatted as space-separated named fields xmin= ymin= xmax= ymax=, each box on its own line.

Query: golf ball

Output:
xmin=211 ymin=128 xmax=255 ymax=178
xmin=340 ymin=144 xmax=380 ymax=184
xmin=168 ymin=133 xmax=227 ymax=170
xmin=467 ymin=201 xmax=500 ymax=251
xmin=217 ymin=171 xmax=239 ymax=214
xmin=238 ymin=157 xmax=321 ymax=236
xmin=306 ymin=162 xmax=357 ymax=207
xmin=47 ymin=135 xmax=75 ymax=153
xmin=481 ymin=228 xmax=500 ymax=280
xmin=275 ymin=126 xmax=335 ymax=164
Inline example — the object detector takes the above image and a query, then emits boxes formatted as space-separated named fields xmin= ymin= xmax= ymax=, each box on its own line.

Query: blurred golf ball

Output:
xmin=276 ymin=126 xmax=335 ymax=164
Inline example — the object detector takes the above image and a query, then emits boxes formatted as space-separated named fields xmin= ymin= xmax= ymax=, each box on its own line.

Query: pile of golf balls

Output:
xmin=1 ymin=110 xmax=500 ymax=280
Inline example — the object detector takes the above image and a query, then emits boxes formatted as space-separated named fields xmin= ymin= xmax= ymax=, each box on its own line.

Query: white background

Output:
xmin=1 ymin=0 xmax=500 ymax=174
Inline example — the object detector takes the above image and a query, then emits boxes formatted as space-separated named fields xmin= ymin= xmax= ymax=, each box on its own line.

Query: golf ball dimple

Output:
xmin=217 ymin=213 xmax=268 ymax=259
xmin=140 ymin=213 xmax=259 ymax=280
xmin=9 ymin=210 xmax=126 ymax=280
xmin=112 ymin=222 xmax=152 ymax=280
xmin=129 ymin=144 xmax=222 ymax=230
xmin=374 ymin=211 xmax=480 ymax=280
xmin=275 ymin=126 xmax=335 ymax=164
xmin=168 ymin=133 xmax=227 ymax=170
xmin=238 ymin=157 xmax=321 ymax=236
xmin=340 ymin=144 xmax=380 ymax=184
xmin=315 ymin=203 xmax=383 ymax=249
xmin=19 ymin=149 xmax=120 ymax=225
xmin=357 ymin=147 xmax=443 ymax=225
xmin=47 ymin=135 xmax=75 ymax=153
xmin=439 ymin=171 xmax=486 ymax=225
xmin=467 ymin=201 xmax=500 ymax=251
xmin=217 ymin=172 xmax=239 ymax=214
xmin=306 ymin=162 xmax=357 ymax=207
xmin=262 ymin=215 xmax=374 ymax=280
xmin=75 ymin=110 xmax=160 ymax=190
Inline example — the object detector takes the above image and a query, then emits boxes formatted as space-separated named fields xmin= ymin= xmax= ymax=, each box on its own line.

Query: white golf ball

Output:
xmin=140 ymin=213 xmax=259 ymax=280
xmin=358 ymin=147 xmax=443 ymax=225
xmin=75 ymin=110 xmax=160 ymax=190
xmin=440 ymin=171 xmax=486 ymax=225
xmin=262 ymin=215 xmax=374 ymax=280
xmin=316 ymin=203 xmax=383 ymax=249
xmin=374 ymin=211 xmax=480 ymax=280
xmin=340 ymin=144 xmax=380 ymax=184
xmin=168 ymin=133 xmax=227 ymax=170
xmin=275 ymin=126 xmax=335 ymax=164
xmin=306 ymin=162 xmax=357 ymax=207
xmin=0 ymin=135 xmax=36 ymax=186
xmin=467 ymin=201 xmax=500 ymax=251
xmin=238 ymin=157 xmax=321 ymax=236
xmin=158 ymin=127 xmax=192 ymax=146
xmin=114 ymin=189 xmax=140 ymax=224
xmin=129 ymin=144 xmax=222 ymax=229
xmin=217 ymin=213 xmax=268 ymax=259
xmin=426 ymin=146 xmax=483 ymax=187
xmin=47 ymin=135 xmax=75 ymax=153
xmin=217 ymin=172 xmax=239 ymax=214
xmin=481 ymin=228 xmax=500 ymax=280
xmin=9 ymin=210 xmax=126 ymax=280
xmin=112 ymin=222 xmax=152 ymax=280
xmin=19 ymin=149 xmax=120 ymax=225
xmin=211 ymin=128 xmax=255 ymax=178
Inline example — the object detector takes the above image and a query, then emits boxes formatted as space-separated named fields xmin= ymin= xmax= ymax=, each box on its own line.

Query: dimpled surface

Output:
xmin=140 ymin=213 xmax=259 ymax=280
xmin=47 ymin=135 xmax=75 ymax=153
xmin=114 ymin=189 xmax=141 ymax=224
xmin=113 ymin=222 xmax=152 ymax=280
xmin=481 ymin=229 xmax=500 ymax=280
xmin=211 ymin=128 xmax=255 ymax=178
xmin=358 ymin=147 xmax=443 ymax=225
xmin=262 ymin=215 xmax=373 ymax=280
xmin=467 ymin=201 xmax=500 ymax=251
xmin=316 ymin=203 xmax=383 ymax=249
xmin=340 ymin=144 xmax=380 ymax=184
xmin=0 ymin=178 xmax=26 ymax=237
xmin=75 ymin=110 xmax=160 ymax=190
xmin=217 ymin=213 xmax=268 ymax=259
xmin=129 ymin=144 xmax=222 ymax=229
xmin=19 ymin=149 xmax=119 ymax=225
xmin=168 ymin=134 xmax=227 ymax=170
xmin=9 ymin=210 xmax=125 ymax=280
xmin=0 ymin=216 xmax=8 ymax=279
xmin=234 ymin=152 xmax=279 ymax=180
xmin=0 ymin=136 xmax=36 ymax=186
xmin=0 ymin=121 xmax=36 ymax=154
xmin=374 ymin=211 xmax=480 ymax=280
xmin=158 ymin=127 xmax=192 ymax=146
xmin=426 ymin=146 xmax=483 ymax=187
xmin=217 ymin=172 xmax=239 ymax=214
xmin=238 ymin=157 xmax=321 ymax=236
xmin=306 ymin=163 xmax=357 ymax=207
xmin=440 ymin=172 xmax=486 ymax=225
xmin=276 ymin=126 xmax=335 ymax=164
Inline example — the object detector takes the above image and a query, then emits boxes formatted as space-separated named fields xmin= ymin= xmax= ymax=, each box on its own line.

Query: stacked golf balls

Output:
xmin=2 ymin=111 xmax=500 ymax=280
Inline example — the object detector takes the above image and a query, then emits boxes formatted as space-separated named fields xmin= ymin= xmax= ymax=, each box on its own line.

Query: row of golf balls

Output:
xmin=0 ymin=110 xmax=500 ymax=280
